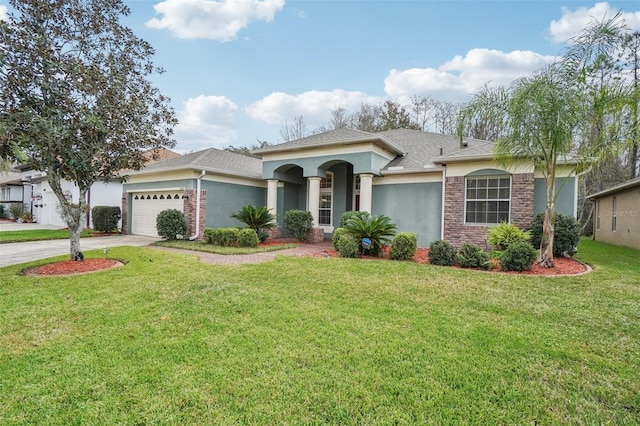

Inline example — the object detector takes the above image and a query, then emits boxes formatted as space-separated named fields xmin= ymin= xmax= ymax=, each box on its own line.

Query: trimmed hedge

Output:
xmin=428 ymin=240 xmax=457 ymax=266
xmin=203 ymin=227 xmax=259 ymax=247
xmin=284 ymin=209 xmax=313 ymax=242
xmin=156 ymin=209 xmax=188 ymax=240
xmin=238 ymin=228 xmax=259 ymax=247
xmin=336 ymin=234 xmax=360 ymax=258
xmin=389 ymin=232 xmax=417 ymax=261
xmin=457 ymin=243 xmax=490 ymax=269
xmin=500 ymin=241 xmax=537 ymax=272
xmin=91 ymin=206 xmax=121 ymax=232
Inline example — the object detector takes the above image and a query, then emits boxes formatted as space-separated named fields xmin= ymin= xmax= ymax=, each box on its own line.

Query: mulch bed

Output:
xmin=23 ymin=258 xmax=122 ymax=276
xmin=308 ymin=247 xmax=589 ymax=276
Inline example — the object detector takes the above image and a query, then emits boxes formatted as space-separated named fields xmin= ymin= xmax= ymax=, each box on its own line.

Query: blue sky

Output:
xmin=2 ymin=1 xmax=640 ymax=153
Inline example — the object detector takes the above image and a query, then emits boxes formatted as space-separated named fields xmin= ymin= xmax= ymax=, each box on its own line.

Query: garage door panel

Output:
xmin=131 ymin=192 xmax=183 ymax=237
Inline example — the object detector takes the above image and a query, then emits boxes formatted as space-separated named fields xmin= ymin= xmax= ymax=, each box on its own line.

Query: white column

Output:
xmin=267 ymin=179 xmax=278 ymax=220
xmin=359 ymin=173 xmax=373 ymax=213
xmin=308 ymin=176 xmax=321 ymax=227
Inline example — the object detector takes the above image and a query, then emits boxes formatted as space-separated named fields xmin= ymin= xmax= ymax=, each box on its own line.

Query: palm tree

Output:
xmin=231 ymin=205 xmax=276 ymax=241
xmin=459 ymin=67 xmax=584 ymax=267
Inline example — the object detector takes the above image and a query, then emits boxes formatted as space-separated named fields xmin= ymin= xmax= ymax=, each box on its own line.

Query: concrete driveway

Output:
xmin=0 ymin=221 xmax=157 ymax=267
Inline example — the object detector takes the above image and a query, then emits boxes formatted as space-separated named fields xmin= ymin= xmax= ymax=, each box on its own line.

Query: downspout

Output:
xmin=189 ymin=170 xmax=206 ymax=240
xmin=441 ymin=165 xmax=446 ymax=240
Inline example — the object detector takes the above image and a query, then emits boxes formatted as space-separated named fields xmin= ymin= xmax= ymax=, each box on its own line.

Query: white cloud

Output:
xmin=384 ymin=48 xmax=556 ymax=103
xmin=174 ymin=95 xmax=238 ymax=152
xmin=245 ymin=89 xmax=383 ymax=127
xmin=548 ymin=2 xmax=640 ymax=43
xmin=0 ymin=5 xmax=8 ymax=21
xmin=146 ymin=0 xmax=285 ymax=41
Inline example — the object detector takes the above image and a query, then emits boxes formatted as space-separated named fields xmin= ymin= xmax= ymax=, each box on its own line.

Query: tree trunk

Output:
xmin=539 ymin=170 xmax=556 ymax=268
xmin=48 ymin=174 xmax=87 ymax=261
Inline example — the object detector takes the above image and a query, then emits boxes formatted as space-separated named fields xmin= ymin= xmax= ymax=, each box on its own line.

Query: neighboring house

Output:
xmin=0 ymin=171 xmax=26 ymax=218
xmin=123 ymin=129 xmax=578 ymax=247
xmin=18 ymin=148 xmax=180 ymax=228
xmin=587 ymin=176 xmax=640 ymax=250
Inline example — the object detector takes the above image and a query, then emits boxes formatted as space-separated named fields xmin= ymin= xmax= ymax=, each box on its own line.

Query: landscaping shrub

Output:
xmin=91 ymin=206 xmax=121 ymax=232
xmin=500 ymin=241 xmax=537 ymax=272
xmin=0 ymin=203 xmax=5 ymax=218
xmin=203 ymin=228 xmax=216 ymax=244
xmin=155 ymin=209 xmax=188 ymax=240
xmin=389 ymin=232 xmax=417 ymax=261
xmin=284 ymin=209 xmax=313 ymax=242
xmin=207 ymin=228 xmax=241 ymax=246
xmin=332 ymin=227 xmax=347 ymax=250
xmin=486 ymin=221 xmax=531 ymax=254
xmin=9 ymin=203 xmax=24 ymax=221
xmin=428 ymin=240 xmax=457 ymax=266
xmin=339 ymin=210 xmax=370 ymax=228
xmin=231 ymin=205 xmax=275 ymax=242
xmin=336 ymin=234 xmax=360 ymax=258
xmin=343 ymin=213 xmax=396 ymax=256
xmin=237 ymin=228 xmax=259 ymax=247
xmin=531 ymin=213 xmax=580 ymax=257
xmin=457 ymin=243 xmax=490 ymax=269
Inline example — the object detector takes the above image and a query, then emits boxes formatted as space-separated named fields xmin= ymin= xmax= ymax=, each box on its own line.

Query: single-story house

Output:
xmin=122 ymin=128 xmax=578 ymax=248
xmin=587 ymin=176 xmax=640 ymax=250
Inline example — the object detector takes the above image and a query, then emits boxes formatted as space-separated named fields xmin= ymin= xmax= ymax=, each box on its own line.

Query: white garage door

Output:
xmin=131 ymin=191 xmax=184 ymax=237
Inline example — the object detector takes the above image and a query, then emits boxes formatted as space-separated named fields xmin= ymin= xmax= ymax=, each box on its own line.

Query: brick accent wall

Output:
xmin=307 ymin=227 xmax=325 ymax=244
xmin=443 ymin=173 xmax=534 ymax=249
xmin=121 ymin=192 xmax=129 ymax=235
xmin=183 ymin=189 xmax=207 ymax=240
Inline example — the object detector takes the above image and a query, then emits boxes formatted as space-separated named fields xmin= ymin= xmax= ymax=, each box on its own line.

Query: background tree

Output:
xmin=0 ymin=0 xmax=177 ymax=260
xmin=224 ymin=139 xmax=272 ymax=157
xmin=279 ymin=115 xmax=308 ymax=142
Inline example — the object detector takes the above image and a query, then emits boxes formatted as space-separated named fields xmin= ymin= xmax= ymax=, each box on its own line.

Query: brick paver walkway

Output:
xmin=149 ymin=240 xmax=333 ymax=265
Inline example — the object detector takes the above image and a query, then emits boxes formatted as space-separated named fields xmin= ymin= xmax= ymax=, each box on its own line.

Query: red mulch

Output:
xmin=24 ymin=258 xmax=121 ymax=276
xmin=309 ymin=247 xmax=588 ymax=276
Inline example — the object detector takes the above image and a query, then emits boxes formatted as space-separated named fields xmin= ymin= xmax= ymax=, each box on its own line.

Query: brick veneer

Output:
xmin=121 ymin=192 xmax=128 ymax=234
xmin=183 ymin=189 xmax=207 ymax=240
xmin=307 ymin=227 xmax=325 ymax=243
xmin=443 ymin=173 xmax=534 ymax=248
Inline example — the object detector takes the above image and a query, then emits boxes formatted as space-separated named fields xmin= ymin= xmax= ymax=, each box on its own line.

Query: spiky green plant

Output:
xmin=343 ymin=213 xmax=397 ymax=256
xmin=231 ymin=205 xmax=276 ymax=241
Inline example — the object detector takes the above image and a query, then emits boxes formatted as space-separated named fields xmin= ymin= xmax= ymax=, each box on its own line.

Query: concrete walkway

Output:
xmin=150 ymin=241 xmax=333 ymax=265
xmin=0 ymin=221 xmax=333 ymax=267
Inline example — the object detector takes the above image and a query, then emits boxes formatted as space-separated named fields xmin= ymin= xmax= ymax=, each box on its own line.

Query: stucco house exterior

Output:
xmin=587 ymin=176 xmax=640 ymax=250
xmin=123 ymin=128 xmax=578 ymax=247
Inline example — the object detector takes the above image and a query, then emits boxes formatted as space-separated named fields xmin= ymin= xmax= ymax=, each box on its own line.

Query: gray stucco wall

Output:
xmin=372 ymin=182 xmax=443 ymax=247
xmin=124 ymin=179 xmax=195 ymax=192
xmin=203 ymin=180 xmax=266 ymax=229
xmin=534 ymin=177 xmax=576 ymax=217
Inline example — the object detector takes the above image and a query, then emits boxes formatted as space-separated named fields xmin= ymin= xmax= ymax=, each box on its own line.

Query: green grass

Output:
xmin=153 ymin=239 xmax=299 ymax=254
xmin=0 ymin=228 xmax=93 ymax=243
xmin=0 ymin=238 xmax=638 ymax=424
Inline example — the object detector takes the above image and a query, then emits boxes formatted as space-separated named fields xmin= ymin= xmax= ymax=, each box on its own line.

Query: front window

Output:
xmin=465 ymin=175 xmax=511 ymax=224
xmin=319 ymin=172 xmax=333 ymax=226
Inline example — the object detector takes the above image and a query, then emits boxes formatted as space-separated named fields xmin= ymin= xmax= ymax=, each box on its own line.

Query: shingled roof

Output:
xmin=130 ymin=147 xmax=263 ymax=179
xmin=253 ymin=128 xmax=495 ymax=173
xmin=252 ymin=128 xmax=407 ymax=157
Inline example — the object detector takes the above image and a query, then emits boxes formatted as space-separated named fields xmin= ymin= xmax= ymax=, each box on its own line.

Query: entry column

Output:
xmin=359 ymin=173 xmax=373 ymax=213
xmin=308 ymin=176 xmax=321 ymax=226
xmin=266 ymin=179 xmax=278 ymax=220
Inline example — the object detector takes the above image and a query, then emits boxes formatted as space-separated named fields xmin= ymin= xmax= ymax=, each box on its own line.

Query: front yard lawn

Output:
xmin=153 ymin=239 xmax=299 ymax=254
xmin=0 ymin=238 xmax=638 ymax=424
xmin=0 ymin=228 xmax=93 ymax=243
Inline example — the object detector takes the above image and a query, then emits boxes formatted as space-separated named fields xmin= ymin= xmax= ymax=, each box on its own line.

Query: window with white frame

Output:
xmin=319 ymin=172 xmax=333 ymax=226
xmin=465 ymin=175 xmax=511 ymax=224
